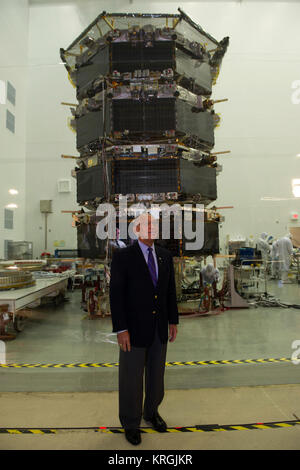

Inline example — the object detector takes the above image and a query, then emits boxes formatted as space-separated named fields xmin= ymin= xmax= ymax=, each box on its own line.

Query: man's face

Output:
xmin=136 ymin=214 xmax=159 ymax=242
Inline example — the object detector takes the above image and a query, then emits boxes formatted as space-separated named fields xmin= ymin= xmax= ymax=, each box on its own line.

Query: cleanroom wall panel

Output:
xmin=0 ymin=0 xmax=29 ymax=257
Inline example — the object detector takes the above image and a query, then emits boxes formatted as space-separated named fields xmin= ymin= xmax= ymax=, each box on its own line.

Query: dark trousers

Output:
xmin=118 ymin=323 xmax=168 ymax=429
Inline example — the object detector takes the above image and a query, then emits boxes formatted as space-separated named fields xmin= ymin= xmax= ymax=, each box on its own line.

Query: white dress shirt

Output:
xmin=137 ymin=239 xmax=159 ymax=278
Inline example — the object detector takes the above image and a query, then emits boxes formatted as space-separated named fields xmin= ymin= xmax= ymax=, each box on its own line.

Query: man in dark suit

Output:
xmin=109 ymin=212 xmax=179 ymax=445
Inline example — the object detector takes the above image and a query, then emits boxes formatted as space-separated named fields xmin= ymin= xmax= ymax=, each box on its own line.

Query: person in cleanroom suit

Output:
xmin=277 ymin=234 xmax=293 ymax=283
xmin=200 ymin=263 xmax=220 ymax=303
xmin=257 ymin=232 xmax=271 ymax=265
xmin=270 ymin=239 xmax=280 ymax=279
xmin=201 ymin=263 xmax=220 ymax=286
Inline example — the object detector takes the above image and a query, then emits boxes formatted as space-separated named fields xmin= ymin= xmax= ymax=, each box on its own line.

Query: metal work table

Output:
xmin=0 ymin=276 xmax=71 ymax=315
xmin=0 ymin=271 xmax=75 ymax=339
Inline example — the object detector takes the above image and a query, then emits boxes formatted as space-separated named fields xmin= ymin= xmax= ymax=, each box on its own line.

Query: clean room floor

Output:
xmin=1 ymin=282 xmax=300 ymax=392
xmin=1 ymin=282 xmax=300 ymax=449
xmin=1 ymin=385 xmax=300 ymax=450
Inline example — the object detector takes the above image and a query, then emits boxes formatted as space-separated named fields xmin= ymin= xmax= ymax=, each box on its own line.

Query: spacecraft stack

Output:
xmin=60 ymin=9 xmax=229 ymax=260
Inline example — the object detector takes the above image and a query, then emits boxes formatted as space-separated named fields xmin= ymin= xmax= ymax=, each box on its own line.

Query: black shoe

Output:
xmin=144 ymin=412 xmax=167 ymax=432
xmin=125 ymin=429 xmax=141 ymax=445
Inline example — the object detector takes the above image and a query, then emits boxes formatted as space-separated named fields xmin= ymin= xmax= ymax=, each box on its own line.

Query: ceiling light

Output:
xmin=8 ymin=189 xmax=18 ymax=195
xmin=292 ymin=179 xmax=300 ymax=198
xmin=261 ymin=197 xmax=291 ymax=201
xmin=293 ymin=187 xmax=300 ymax=198
xmin=6 ymin=203 xmax=18 ymax=209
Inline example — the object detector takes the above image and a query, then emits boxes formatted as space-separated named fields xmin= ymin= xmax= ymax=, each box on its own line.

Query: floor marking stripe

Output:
xmin=252 ymin=424 xmax=270 ymax=430
xmin=273 ymin=423 xmax=293 ymax=428
xmin=0 ymin=357 xmax=293 ymax=369
xmin=1 ymin=420 xmax=299 ymax=435
xmin=230 ymin=426 xmax=249 ymax=431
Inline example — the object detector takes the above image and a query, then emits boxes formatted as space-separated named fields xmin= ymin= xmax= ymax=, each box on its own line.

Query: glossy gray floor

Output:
xmin=1 ymin=281 xmax=300 ymax=450
xmin=1 ymin=281 xmax=300 ymax=392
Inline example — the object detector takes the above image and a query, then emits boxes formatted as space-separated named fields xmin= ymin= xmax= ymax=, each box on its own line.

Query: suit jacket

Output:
xmin=109 ymin=241 xmax=179 ymax=347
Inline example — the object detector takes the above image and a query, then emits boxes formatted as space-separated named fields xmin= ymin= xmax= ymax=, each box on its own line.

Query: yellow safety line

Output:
xmin=2 ymin=420 xmax=300 ymax=435
xmin=0 ymin=357 xmax=293 ymax=369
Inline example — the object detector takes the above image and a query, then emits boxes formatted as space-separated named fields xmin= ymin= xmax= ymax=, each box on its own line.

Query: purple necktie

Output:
xmin=147 ymin=247 xmax=158 ymax=287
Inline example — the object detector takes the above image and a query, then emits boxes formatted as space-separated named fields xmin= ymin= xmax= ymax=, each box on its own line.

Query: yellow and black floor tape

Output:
xmin=0 ymin=357 xmax=293 ymax=369
xmin=1 ymin=420 xmax=300 ymax=435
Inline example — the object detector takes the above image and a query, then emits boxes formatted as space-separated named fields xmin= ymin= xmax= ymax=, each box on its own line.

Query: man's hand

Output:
xmin=169 ymin=324 xmax=177 ymax=343
xmin=117 ymin=331 xmax=131 ymax=352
